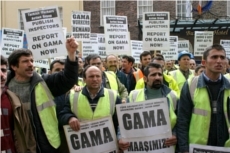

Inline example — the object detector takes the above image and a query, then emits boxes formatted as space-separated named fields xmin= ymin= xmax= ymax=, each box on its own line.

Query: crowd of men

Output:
xmin=1 ymin=40 xmax=230 ymax=153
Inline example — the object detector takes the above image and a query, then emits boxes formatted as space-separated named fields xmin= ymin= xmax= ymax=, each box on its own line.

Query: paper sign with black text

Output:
xmin=63 ymin=116 xmax=118 ymax=153
xmin=143 ymin=12 xmax=170 ymax=51
xmin=1 ymin=28 xmax=24 ymax=57
xmin=97 ymin=33 xmax=107 ymax=58
xmin=104 ymin=15 xmax=130 ymax=55
xmin=189 ymin=144 xmax=230 ymax=153
xmin=34 ymin=59 xmax=50 ymax=69
xmin=178 ymin=40 xmax=189 ymax=53
xmin=162 ymin=36 xmax=178 ymax=60
xmin=21 ymin=6 xmax=67 ymax=60
xmin=82 ymin=33 xmax=98 ymax=58
xmin=220 ymin=39 xmax=230 ymax=58
xmin=194 ymin=31 xmax=213 ymax=56
xmin=72 ymin=11 xmax=91 ymax=40
xmin=116 ymin=98 xmax=174 ymax=153
xmin=131 ymin=40 xmax=142 ymax=64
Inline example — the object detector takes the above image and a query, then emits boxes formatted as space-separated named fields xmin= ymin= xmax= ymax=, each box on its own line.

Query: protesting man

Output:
xmin=6 ymin=37 xmax=79 ymax=153
xmin=120 ymin=63 xmax=177 ymax=152
xmin=1 ymin=55 xmax=36 ymax=153
xmin=58 ymin=65 xmax=128 ymax=152
xmin=177 ymin=44 xmax=230 ymax=153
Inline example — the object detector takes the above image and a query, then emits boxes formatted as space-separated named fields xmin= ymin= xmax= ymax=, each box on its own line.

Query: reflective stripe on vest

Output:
xmin=70 ymin=88 xmax=116 ymax=121
xmin=168 ymin=90 xmax=177 ymax=111
xmin=129 ymin=89 xmax=177 ymax=129
xmin=105 ymin=71 xmax=118 ymax=91
xmin=187 ymin=76 xmax=230 ymax=146
xmin=35 ymin=81 xmax=60 ymax=148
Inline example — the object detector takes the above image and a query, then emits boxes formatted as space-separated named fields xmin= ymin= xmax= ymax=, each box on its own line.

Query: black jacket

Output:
xmin=6 ymin=56 xmax=78 ymax=153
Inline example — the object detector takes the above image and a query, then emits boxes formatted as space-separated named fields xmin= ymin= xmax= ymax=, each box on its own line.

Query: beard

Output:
xmin=151 ymin=80 xmax=162 ymax=89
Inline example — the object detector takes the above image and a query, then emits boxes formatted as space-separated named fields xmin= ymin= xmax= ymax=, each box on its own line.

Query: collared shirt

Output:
xmin=203 ymin=72 xmax=222 ymax=82
xmin=86 ymin=86 xmax=102 ymax=99
xmin=179 ymin=69 xmax=192 ymax=80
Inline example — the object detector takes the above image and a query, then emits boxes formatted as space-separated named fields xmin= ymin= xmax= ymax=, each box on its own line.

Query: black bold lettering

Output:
xmin=89 ymin=129 xmax=103 ymax=146
xmin=134 ymin=113 xmax=143 ymax=129
xmin=103 ymin=127 xmax=113 ymax=143
xmin=81 ymin=133 xmax=91 ymax=148
xmin=143 ymin=110 xmax=156 ymax=128
xmin=157 ymin=109 xmax=167 ymax=126
xmin=123 ymin=114 xmax=132 ymax=130
xmin=70 ymin=134 xmax=80 ymax=150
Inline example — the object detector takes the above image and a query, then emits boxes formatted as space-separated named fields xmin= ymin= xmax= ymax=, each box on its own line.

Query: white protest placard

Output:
xmin=62 ymin=27 xmax=67 ymax=40
xmin=66 ymin=32 xmax=72 ymax=39
xmin=97 ymin=33 xmax=107 ymax=58
xmin=104 ymin=15 xmax=130 ymax=55
xmin=116 ymin=98 xmax=174 ymax=153
xmin=131 ymin=40 xmax=142 ymax=64
xmin=63 ymin=116 xmax=118 ymax=153
xmin=178 ymin=40 xmax=189 ymax=53
xmin=82 ymin=33 xmax=98 ymax=58
xmin=143 ymin=12 xmax=170 ymax=51
xmin=189 ymin=144 xmax=230 ymax=153
xmin=1 ymin=28 xmax=24 ymax=57
xmin=22 ymin=6 xmax=67 ymax=60
xmin=220 ymin=39 xmax=230 ymax=58
xmin=34 ymin=59 xmax=50 ymax=69
xmin=162 ymin=36 xmax=178 ymax=60
xmin=72 ymin=11 xmax=91 ymax=40
xmin=194 ymin=31 xmax=214 ymax=56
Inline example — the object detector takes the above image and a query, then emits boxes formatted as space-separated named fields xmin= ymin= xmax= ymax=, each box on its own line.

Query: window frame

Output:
xmin=100 ymin=0 xmax=116 ymax=26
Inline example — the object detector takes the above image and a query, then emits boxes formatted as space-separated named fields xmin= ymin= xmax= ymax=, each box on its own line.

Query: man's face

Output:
xmin=152 ymin=59 xmax=165 ymax=68
xmin=11 ymin=55 xmax=34 ymax=81
xmin=178 ymin=55 xmax=190 ymax=70
xmin=106 ymin=56 xmax=117 ymax=72
xmin=122 ymin=58 xmax=131 ymax=70
xmin=78 ymin=58 xmax=84 ymax=70
xmin=141 ymin=55 xmax=151 ymax=67
xmin=189 ymin=59 xmax=196 ymax=70
xmin=165 ymin=61 xmax=172 ymax=70
xmin=196 ymin=67 xmax=205 ymax=76
xmin=84 ymin=67 xmax=102 ymax=90
xmin=50 ymin=62 xmax=64 ymax=74
xmin=1 ymin=65 xmax=7 ymax=88
xmin=89 ymin=58 xmax=103 ymax=70
xmin=202 ymin=49 xmax=226 ymax=74
xmin=144 ymin=67 xmax=163 ymax=89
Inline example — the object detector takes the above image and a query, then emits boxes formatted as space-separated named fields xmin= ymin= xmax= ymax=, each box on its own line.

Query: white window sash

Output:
xmin=100 ymin=0 xmax=115 ymax=26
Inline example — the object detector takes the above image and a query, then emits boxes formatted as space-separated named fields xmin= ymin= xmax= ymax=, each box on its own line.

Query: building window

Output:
xmin=19 ymin=7 xmax=63 ymax=30
xmin=100 ymin=0 xmax=115 ymax=26
xmin=176 ymin=0 xmax=192 ymax=20
xmin=228 ymin=1 xmax=230 ymax=16
xmin=137 ymin=0 xmax=153 ymax=20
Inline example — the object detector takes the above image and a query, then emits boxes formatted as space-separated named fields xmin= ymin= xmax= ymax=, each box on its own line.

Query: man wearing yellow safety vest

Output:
xmin=135 ymin=54 xmax=180 ymax=98
xmin=169 ymin=51 xmax=194 ymax=91
xmin=177 ymin=44 xmax=230 ymax=153
xmin=6 ymin=37 xmax=79 ymax=153
xmin=80 ymin=54 xmax=128 ymax=103
xmin=121 ymin=63 xmax=178 ymax=152
xmin=58 ymin=65 xmax=129 ymax=152
xmin=133 ymin=51 xmax=152 ymax=82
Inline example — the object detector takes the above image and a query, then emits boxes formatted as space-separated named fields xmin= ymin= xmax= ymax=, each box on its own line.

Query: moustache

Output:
xmin=110 ymin=65 xmax=117 ymax=67
xmin=25 ymin=67 xmax=34 ymax=71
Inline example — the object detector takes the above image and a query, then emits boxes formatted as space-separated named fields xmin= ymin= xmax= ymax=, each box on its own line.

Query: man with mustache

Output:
xmin=6 ymin=37 xmax=79 ymax=153
xmin=105 ymin=54 xmax=128 ymax=91
xmin=1 ymin=55 xmax=36 ymax=153
xmin=177 ymin=44 xmax=230 ymax=153
xmin=121 ymin=63 xmax=177 ymax=151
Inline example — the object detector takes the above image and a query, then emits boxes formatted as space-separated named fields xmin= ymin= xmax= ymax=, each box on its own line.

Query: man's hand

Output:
xmin=121 ymin=99 xmax=126 ymax=103
xmin=118 ymin=139 xmax=130 ymax=151
xmin=66 ymin=37 xmax=78 ymax=61
xmin=165 ymin=135 xmax=177 ymax=146
xmin=68 ymin=117 xmax=80 ymax=131
xmin=72 ymin=85 xmax=83 ymax=92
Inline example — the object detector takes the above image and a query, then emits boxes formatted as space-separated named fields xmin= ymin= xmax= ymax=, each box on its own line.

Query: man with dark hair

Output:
xmin=178 ymin=44 xmax=230 ymax=153
xmin=1 ymin=55 xmax=35 ymax=153
xmin=195 ymin=64 xmax=205 ymax=76
xmin=121 ymin=63 xmax=178 ymax=152
xmin=121 ymin=55 xmax=137 ymax=93
xmin=6 ymin=37 xmax=79 ymax=153
xmin=78 ymin=57 xmax=84 ymax=77
xmin=49 ymin=59 xmax=65 ymax=74
xmin=133 ymin=51 xmax=152 ymax=82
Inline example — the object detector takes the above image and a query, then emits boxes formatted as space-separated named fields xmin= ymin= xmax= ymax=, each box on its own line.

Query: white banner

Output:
xmin=72 ymin=11 xmax=91 ymax=41
xmin=162 ymin=36 xmax=178 ymax=60
xmin=104 ymin=15 xmax=130 ymax=55
xmin=63 ymin=116 xmax=118 ymax=153
xmin=22 ymin=6 xmax=67 ymax=60
xmin=1 ymin=28 xmax=24 ymax=58
xmin=178 ymin=40 xmax=189 ymax=53
xmin=194 ymin=31 xmax=214 ymax=56
xmin=97 ymin=33 xmax=107 ymax=58
xmin=189 ymin=144 xmax=230 ymax=153
xmin=116 ymin=98 xmax=174 ymax=153
xmin=82 ymin=33 xmax=98 ymax=58
xmin=131 ymin=40 xmax=142 ymax=64
xmin=143 ymin=12 xmax=170 ymax=51
xmin=220 ymin=39 xmax=230 ymax=58
xmin=34 ymin=59 xmax=50 ymax=69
